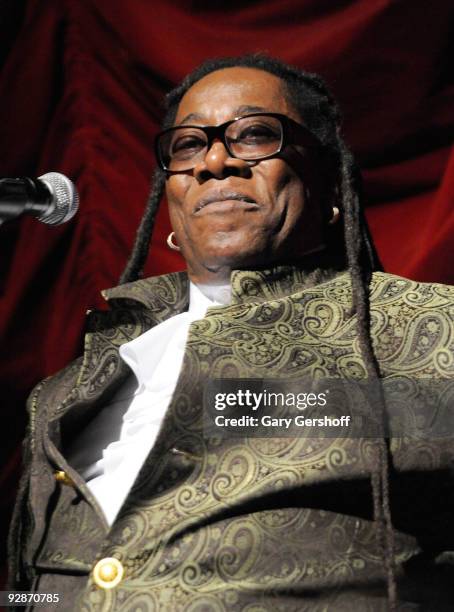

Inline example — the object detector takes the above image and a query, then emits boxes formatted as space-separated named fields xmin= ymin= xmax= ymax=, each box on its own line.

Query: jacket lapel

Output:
xmin=53 ymin=272 xmax=189 ymax=450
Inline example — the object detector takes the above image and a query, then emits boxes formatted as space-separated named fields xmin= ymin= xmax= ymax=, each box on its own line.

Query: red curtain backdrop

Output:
xmin=0 ymin=0 xmax=453 ymax=588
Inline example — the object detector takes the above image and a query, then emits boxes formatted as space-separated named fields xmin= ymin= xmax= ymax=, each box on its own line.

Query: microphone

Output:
xmin=0 ymin=172 xmax=79 ymax=226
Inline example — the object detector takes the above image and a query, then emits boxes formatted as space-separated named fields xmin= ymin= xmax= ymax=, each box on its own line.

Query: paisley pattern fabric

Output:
xmin=8 ymin=266 xmax=454 ymax=611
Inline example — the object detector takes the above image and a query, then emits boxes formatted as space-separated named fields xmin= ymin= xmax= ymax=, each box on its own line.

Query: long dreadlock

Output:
xmin=120 ymin=54 xmax=396 ymax=608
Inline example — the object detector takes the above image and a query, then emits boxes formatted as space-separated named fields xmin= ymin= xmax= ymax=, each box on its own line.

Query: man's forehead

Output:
xmin=178 ymin=104 xmax=269 ymax=126
xmin=174 ymin=67 xmax=295 ymax=125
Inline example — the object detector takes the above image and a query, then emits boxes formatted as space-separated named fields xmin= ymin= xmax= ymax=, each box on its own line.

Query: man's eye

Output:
xmin=171 ymin=136 xmax=205 ymax=157
xmin=237 ymin=124 xmax=280 ymax=144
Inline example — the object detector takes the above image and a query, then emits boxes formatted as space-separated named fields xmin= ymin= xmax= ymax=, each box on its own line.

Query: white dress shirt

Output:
xmin=69 ymin=282 xmax=230 ymax=525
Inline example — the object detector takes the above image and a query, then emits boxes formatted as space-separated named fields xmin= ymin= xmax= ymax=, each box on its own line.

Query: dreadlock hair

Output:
xmin=120 ymin=54 xmax=396 ymax=608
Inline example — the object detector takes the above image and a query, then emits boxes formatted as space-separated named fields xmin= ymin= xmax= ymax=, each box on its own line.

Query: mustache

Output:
xmin=194 ymin=190 xmax=257 ymax=212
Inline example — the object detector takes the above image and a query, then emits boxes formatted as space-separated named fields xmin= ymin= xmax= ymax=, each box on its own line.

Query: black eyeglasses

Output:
xmin=155 ymin=112 xmax=322 ymax=173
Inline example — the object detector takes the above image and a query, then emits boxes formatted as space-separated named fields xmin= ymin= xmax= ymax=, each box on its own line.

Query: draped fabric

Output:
xmin=0 ymin=0 xmax=452 ymax=588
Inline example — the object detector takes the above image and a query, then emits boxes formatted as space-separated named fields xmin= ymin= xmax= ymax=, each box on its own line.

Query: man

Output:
xmin=8 ymin=55 xmax=454 ymax=610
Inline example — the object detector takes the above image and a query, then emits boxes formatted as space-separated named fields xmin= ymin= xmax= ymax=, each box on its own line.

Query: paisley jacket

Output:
xmin=8 ymin=266 xmax=454 ymax=611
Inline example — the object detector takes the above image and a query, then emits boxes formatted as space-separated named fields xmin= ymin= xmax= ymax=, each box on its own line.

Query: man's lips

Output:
xmin=194 ymin=190 xmax=258 ymax=213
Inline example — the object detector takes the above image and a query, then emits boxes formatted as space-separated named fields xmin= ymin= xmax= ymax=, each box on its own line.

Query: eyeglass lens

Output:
xmin=159 ymin=115 xmax=284 ymax=171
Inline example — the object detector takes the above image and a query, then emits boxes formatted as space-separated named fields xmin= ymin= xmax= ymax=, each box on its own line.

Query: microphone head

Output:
xmin=37 ymin=172 xmax=79 ymax=225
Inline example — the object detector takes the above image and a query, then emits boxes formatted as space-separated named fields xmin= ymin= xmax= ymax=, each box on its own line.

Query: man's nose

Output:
xmin=192 ymin=140 xmax=252 ymax=183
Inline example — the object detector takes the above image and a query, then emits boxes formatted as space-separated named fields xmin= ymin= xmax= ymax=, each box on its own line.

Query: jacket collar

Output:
xmin=102 ymin=257 xmax=341 ymax=309
xmin=230 ymin=263 xmax=340 ymax=304
xmin=101 ymin=270 xmax=189 ymax=315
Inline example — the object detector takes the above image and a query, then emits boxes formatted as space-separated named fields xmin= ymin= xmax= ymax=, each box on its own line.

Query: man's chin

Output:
xmin=199 ymin=249 xmax=273 ymax=274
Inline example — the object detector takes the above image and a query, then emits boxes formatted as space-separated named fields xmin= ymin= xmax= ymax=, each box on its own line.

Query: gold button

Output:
xmin=92 ymin=557 xmax=124 ymax=589
xmin=54 ymin=470 xmax=74 ymax=487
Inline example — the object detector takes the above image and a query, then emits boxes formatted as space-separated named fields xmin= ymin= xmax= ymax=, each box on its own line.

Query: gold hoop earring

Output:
xmin=328 ymin=206 xmax=340 ymax=225
xmin=167 ymin=231 xmax=181 ymax=251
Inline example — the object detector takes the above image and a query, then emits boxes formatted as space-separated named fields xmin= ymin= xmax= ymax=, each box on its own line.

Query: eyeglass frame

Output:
xmin=154 ymin=112 xmax=323 ymax=174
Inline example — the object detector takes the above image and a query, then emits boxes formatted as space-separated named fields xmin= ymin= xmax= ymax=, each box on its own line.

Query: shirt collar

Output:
xmin=192 ymin=282 xmax=231 ymax=307
xmin=188 ymin=282 xmax=229 ymax=317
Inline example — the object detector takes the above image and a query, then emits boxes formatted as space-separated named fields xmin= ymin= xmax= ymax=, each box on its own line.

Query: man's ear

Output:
xmin=280 ymin=145 xmax=339 ymax=224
